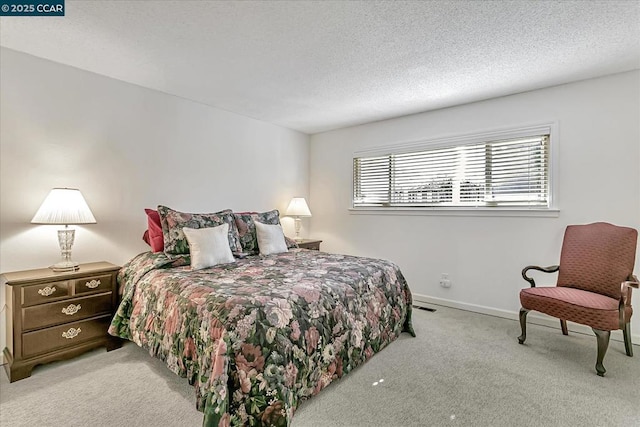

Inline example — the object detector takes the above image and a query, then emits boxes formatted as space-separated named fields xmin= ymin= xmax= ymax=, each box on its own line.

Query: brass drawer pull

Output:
xmin=62 ymin=327 xmax=81 ymax=339
xmin=61 ymin=304 xmax=81 ymax=316
xmin=37 ymin=286 xmax=57 ymax=296
xmin=85 ymin=279 xmax=101 ymax=289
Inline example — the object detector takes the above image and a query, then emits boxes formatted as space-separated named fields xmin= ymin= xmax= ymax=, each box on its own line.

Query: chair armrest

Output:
xmin=619 ymin=275 xmax=639 ymax=327
xmin=521 ymin=265 xmax=559 ymax=287
xmin=620 ymin=275 xmax=639 ymax=308
xmin=624 ymin=274 xmax=639 ymax=289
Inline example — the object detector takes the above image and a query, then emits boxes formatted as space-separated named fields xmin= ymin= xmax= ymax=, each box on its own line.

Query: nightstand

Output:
xmin=296 ymin=239 xmax=323 ymax=251
xmin=2 ymin=261 xmax=123 ymax=382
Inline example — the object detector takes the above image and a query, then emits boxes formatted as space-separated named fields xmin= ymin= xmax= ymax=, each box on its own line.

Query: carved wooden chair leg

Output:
xmin=622 ymin=322 xmax=633 ymax=357
xmin=560 ymin=319 xmax=568 ymax=335
xmin=592 ymin=328 xmax=610 ymax=377
xmin=518 ymin=309 xmax=529 ymax=344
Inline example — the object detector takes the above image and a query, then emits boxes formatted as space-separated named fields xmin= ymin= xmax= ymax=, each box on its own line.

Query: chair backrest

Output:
xmin=556 ymin=222 xmax=637 ymax=299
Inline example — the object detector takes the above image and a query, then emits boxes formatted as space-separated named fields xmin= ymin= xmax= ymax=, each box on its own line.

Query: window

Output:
xmin=353 ymin=125 xmax=553 ymax=210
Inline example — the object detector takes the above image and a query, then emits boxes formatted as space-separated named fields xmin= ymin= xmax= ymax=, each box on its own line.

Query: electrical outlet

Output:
xmin=439 ymin=273 xmax=451 ymax=288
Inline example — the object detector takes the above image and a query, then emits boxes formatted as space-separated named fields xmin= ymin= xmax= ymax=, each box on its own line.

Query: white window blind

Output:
xmin=353 ymin=133 xmax=550 ymax=208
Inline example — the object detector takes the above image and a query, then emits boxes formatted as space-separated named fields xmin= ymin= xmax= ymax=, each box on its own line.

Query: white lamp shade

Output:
xmin=31 ymin=188 xmax=97 ymax=225
xmin=286 ymin=197 xmax=312 ymax=217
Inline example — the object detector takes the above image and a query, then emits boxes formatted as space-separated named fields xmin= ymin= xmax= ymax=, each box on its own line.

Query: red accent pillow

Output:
xmin=142 ymin=230 xmax=151 ymax=245
xmin=144 ymin=208 xmax=164 ymax=252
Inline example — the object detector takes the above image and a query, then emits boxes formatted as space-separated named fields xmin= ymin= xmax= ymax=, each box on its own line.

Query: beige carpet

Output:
xmin=1 ymin=305 xmax=639 ymax=426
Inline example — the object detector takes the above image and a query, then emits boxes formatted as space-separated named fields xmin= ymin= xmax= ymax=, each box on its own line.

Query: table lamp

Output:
xmin=31 ymin=188 xmax=96 ymax=271
xmin=285 ymin=197 xmax=312 ymax=242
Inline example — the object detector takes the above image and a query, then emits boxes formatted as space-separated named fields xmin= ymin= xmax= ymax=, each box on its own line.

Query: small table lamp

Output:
xmin=286 ymin=197 xmax=312 ymax=242
xmin=31 ymin=188 xmax=96 ymax=272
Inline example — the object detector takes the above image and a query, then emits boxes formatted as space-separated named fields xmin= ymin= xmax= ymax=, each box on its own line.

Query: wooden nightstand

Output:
xmin=2 ymin=261 xmax=123 ymax=382
xmin=296 ymin=239 xmax=323 ymax=251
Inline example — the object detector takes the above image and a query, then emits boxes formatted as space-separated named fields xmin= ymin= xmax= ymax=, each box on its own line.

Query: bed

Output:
xmin=109 ymin=208 xmax=414 ymax=426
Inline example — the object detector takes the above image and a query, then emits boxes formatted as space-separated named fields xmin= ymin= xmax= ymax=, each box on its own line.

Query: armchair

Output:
xmin=518 ymin=222 xmax=638 ymax=376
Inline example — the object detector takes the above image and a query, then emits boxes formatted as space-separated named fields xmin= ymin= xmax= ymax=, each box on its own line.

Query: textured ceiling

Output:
xmin=1 ymin=1 xmax=639 ymax=134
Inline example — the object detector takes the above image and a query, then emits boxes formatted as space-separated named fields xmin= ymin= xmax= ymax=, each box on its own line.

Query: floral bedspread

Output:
xmin=108 ymin=249 xmax=414 ymax=426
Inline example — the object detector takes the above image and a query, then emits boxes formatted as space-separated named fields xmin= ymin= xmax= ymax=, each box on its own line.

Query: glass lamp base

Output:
xmin=294 ymin=217 xmax=302 ymax=242
xmin=51 ymin=227 xmax=80 ymax=271
xmin=50 ymin=261 xmax=80 ymax=272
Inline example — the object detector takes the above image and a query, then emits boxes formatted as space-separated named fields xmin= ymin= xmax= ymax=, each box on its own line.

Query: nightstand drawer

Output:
xmin=301 ymin=242 xmax=320 ymax=250
xmin=22 ymin=315 xmax=113 ymax=357
xmin=22 ymin=293 xmax=113 ymax=331
xmin=73 ymin=274 xmax=113 ymax=295
xmin=297 ymin=239 xmax=322 ymax=251
xmin=22 ymin=280 xmax=71 ymax=306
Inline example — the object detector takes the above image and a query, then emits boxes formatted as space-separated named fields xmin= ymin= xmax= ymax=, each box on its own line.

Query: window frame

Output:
xmin=350 ymin=122 xmax=559 ymax=217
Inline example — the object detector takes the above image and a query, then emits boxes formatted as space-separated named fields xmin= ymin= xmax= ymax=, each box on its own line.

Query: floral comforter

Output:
xmin=108 ymin=249 xmax=414 ymax=426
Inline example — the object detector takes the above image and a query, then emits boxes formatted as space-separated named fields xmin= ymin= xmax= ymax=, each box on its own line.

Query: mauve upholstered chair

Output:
xmin=518 ymin=222 xmax=639 ymax=376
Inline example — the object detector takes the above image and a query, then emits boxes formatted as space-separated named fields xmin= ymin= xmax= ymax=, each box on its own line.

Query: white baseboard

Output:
xmin=412 ymin=293 xmax=640 ymax=346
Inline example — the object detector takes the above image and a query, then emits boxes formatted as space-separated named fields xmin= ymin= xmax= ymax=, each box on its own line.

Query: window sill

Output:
xmin=348 ymin=207 xmax=560 ymax=218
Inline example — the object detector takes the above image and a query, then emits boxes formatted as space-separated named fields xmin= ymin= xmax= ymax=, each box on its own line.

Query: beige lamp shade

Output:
xmin=285 ymin=197 xmax=312 ymax=217
xmin=31 ymin=188 xmax=96 ymax=225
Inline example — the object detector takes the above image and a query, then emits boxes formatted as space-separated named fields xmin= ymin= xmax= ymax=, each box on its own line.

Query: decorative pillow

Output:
xmin=144 ymin=208 xmax=164 ymax=253
xmin=234 ymin=210 xmax=281 ymax=255
xmin=183 ymin=224 xmax=235 ymax=270
xmin=254 ymin=221 xmax=288 ymax=256
xmin=284 ymin=236 xmax=299 ymax=249
xmin=157 ymin=205 xmax=242 ymax=255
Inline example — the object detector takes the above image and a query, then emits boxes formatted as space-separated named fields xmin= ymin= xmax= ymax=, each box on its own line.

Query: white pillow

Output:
xmin=254 ymin=221 xmax=288 ymax=256
xmin=183 ymin=224 xmax=235 ymax=270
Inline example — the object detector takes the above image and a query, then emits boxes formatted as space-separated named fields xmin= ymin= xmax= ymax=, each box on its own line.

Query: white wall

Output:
xmin=309 ymin=71 xmax=640 ymax=340
xmin=0 ymin=48 xmax=310 ymax=358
